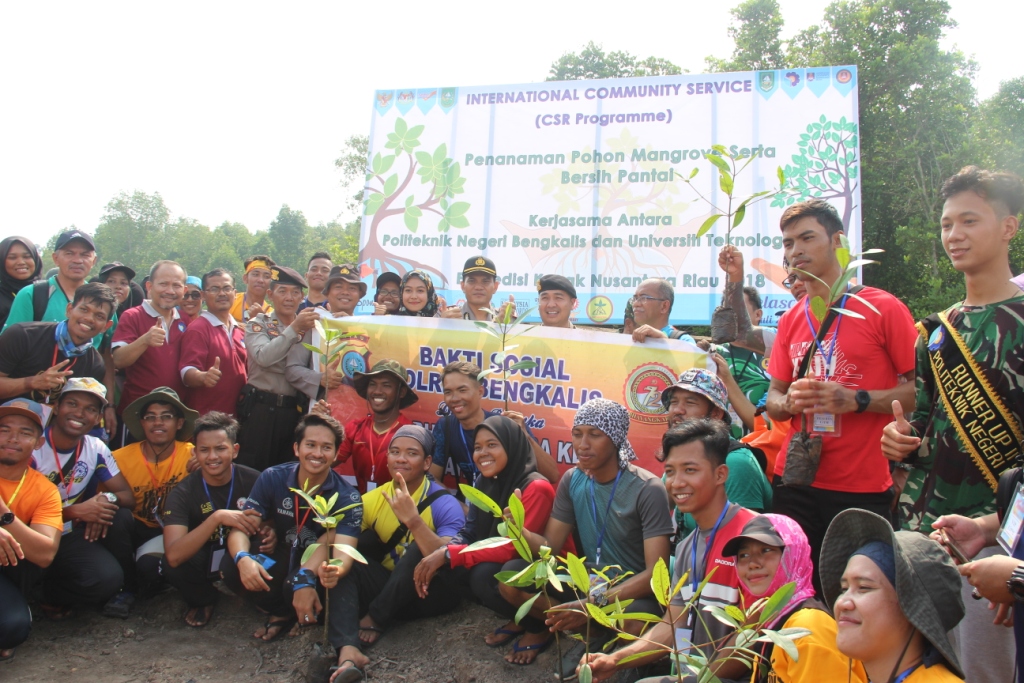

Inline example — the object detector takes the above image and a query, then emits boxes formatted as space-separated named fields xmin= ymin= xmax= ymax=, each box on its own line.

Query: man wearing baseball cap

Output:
xmin=239 ymin=266 xmax=319 ymax=471
xmin=441 ymin=256 xmax=515 ymax=322
xmin=536 ymin=274 xmax=577 ymax=329
xmin=31 ymin=378 xmax=135 ymax=620
xmin=661 ymin=368 xmax=771 ymax=536
xmin=0 ymin=398 xmax=63 ymax=661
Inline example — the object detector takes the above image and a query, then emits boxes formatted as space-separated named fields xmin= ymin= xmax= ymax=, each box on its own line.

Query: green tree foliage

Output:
xmin=336 ymin=134 xmax=370 ymax=215
xmin=268 ymin=204 xmax=312 ymax=271
xmin=705 ymin=0 xmax=787 ymax=72
xmin=548 ymin=41 xmax=683 ymax=81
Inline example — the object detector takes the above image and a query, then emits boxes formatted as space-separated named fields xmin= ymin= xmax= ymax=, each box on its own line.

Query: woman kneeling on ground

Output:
xmin=819 ymin=509 xmax=966 ymax=682
xmin=722 ymin=514 xmax=866 ymax=683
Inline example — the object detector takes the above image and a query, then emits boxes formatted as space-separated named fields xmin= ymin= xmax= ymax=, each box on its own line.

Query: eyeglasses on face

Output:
xmin=141 ymin=413 xmax=178 ymax=423
xmin=378 ymin=289 xmax=400 ymax=299
xmin=629 ymin=295 xmax=668 ymax=305
xmin=782 ymin=275 xmax=798 ymax=289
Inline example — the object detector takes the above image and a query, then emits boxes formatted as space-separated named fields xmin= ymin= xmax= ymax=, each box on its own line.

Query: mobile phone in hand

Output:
xmin=939 ymin=529 xmax=969 ymax=565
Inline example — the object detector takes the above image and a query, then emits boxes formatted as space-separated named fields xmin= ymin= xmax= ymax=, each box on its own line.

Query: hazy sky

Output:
xmin=2 ymin=1 xmax=1019 ymax=249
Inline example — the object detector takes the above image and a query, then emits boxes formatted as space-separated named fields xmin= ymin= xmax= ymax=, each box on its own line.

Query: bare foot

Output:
xmin=483 ymin=620 xmax=524 ymax=646
xmin=504 ymin=631 xmax=552 ymax=665
xmin=184 ymin=605 xmax=213 ymax=627
xmin=358 ymin=615 xmax=384 ymax=645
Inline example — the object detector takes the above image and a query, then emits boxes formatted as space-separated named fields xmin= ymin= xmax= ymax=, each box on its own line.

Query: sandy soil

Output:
xmin=4 ymin=588 xmax=580 ymax=683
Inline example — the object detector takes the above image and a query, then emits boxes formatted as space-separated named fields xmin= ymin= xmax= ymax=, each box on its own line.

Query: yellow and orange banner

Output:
xmin=314 ymin=316 xmax=710 ymax=477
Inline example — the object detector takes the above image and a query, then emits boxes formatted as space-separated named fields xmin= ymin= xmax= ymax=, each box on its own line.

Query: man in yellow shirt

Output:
xmin=230 ymin=255 xmax=275 ymax=324
xmin=108 ymin=386 xmax=197 ymax=617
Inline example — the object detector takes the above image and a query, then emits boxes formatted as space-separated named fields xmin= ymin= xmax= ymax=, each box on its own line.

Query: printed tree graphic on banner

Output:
xmin=771 ymin=115 xmax=860 ymax=229
xmin=361 ymin=118 xmax=469 ymax=285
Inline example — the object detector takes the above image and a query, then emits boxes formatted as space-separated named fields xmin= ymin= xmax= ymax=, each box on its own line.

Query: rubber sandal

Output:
xmin=327 ymin=659 xmax=365 ymax=683
xmin=358 ymin=625 xmax=385 ymax=647
xmin=486 ymin=625 xmax=525 ymax=648
xmin=508 ymin=633 xmax=554 ymax=665
xmin=255 ymin=615 xmax=295 ymax=643
xmin=185 ymin=604 xmax=214 ymax=628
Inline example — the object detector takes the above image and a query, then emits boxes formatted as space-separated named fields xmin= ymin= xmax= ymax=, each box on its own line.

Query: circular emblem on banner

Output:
xmin=622 ymin=362 xmax=675 ymax=424
xmin=586 ymin=296 xmax=613 ymax=323
xmin=927 ymin=326 xmax=945 ymax=352
xmin=836 ymin=69 xmax=852 ymax=84
xmin=341 ymin=350 xmax=368 ymax=379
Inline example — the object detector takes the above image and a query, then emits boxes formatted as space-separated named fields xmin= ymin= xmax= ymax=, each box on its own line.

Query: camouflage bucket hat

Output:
xmin=660 ymin=367 xmax=731 ymax=424
xmin=352 ymin=359 xmax=418 ymax=409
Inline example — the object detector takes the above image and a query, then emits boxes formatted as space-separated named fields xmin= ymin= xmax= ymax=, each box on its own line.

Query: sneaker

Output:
xmin=103 ymin=591 xmax=135 ymax=619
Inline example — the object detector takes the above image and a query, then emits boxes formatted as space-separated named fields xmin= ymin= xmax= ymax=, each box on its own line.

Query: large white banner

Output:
xmin=358 ymin=67 xmax=861 ymax=325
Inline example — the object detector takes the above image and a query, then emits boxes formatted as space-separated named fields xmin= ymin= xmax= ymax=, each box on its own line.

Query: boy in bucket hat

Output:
xmin=661 ymin=368 xmax=771 ymax=535
xmin=328 ymin=359 xmax=416 ymax=494
xmin=820 ymin=508 xmax=966 ymax=682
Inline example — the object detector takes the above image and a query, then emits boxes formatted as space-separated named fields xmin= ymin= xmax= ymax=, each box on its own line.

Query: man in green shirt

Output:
xmin=661 ymin=368 xmax=771 ymax=535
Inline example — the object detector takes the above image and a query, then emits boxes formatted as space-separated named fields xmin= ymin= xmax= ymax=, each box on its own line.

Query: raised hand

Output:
xmin=201 ymin=357 xmax=222 ymax=387
xmin=372 ymin=302 xmax=388 ymax=316
xmin=382 ymin=472 xmax=419 ymax=526
xmin=292 ymin=307 xmax=321 ymax=335
xmin=32 ymin=359 xmax=74 ymax=392
xmin=881 ymin=399 xmax=921 ymax=462
xmin=718 ymin=245 xmax=745 ymax=282
xmin=143 ymin=323 xmax=167 ymax=347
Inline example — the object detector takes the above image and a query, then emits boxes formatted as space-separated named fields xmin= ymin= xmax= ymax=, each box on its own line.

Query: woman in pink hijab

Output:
xmin=721 ymin=514 xmax=867 ymax=683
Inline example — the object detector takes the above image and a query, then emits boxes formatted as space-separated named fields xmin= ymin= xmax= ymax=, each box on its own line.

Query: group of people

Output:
xmin=0 ymin=163 xmax=1022 ymax=682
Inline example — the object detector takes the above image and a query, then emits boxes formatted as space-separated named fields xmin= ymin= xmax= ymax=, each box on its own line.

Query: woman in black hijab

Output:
xmin=413 ymin=415 xmax=562 ymax=663
xmin=0 ymin=236 xmax=42 ymax=328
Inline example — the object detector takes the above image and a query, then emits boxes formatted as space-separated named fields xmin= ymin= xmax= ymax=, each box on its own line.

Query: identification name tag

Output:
xmin=812 ymin=412 xmax=841 ymax=437
xmin=998 ymin=483 xmax=1024 ymax=554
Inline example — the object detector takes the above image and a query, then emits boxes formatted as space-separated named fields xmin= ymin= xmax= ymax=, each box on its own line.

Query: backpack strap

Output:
xmin=32 ymin=280 xmax=50 ymax=322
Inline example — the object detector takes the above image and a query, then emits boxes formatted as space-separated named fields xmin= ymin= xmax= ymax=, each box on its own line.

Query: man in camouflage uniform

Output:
xmin=882 ymin=166 xmax=1024 ymax=683
xmin=237 ymin=266 xmax=320 ymax=471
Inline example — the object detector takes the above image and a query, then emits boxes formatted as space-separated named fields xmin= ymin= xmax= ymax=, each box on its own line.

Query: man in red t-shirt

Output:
xmin=765 ymin=199 xmax=917 ymax=592
xmin=179 ymin=268 xmax=248 ymax=417
xmin=328 ymin=359 xmax=417 ymax=494
xmin=111 ymin=261 xmax=188 ymax=445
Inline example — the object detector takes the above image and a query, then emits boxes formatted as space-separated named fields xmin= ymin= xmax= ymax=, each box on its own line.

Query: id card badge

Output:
xmin=365 ymin=482 xmax=377 ymax=492
xmin=209 ymin=547 xmax=226 ymax=576
xmin=674 ymin=627 xmax=694 ymax=653
xmin=62 ymin=520 xmax=73 ymax=536
xmin=811 ymin=412 xmax=841 ymax=437
xmin=997 ymin=483 xmax=1024 ymax=554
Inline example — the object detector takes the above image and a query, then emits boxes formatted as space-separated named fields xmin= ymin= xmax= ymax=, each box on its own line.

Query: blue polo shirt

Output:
xmin=244 ymin=462 xmax=362 ymax=553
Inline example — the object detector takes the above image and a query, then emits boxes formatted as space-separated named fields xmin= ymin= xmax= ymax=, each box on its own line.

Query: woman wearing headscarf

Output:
xmin=721 ymin=514 xmax=867 ymax=683
xmin=395 ymin=270 xmax=442 ymax=317
xmin=820 ymin=509 xmax=966 ymax=682
xmin=0 ymin=236 xmax=42 ymax=328
xmin=413 ymin=415 xmax=564 ymax=663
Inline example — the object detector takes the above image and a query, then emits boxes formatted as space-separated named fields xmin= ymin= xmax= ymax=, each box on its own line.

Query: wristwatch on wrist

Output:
xmin=855 ymin=390 xmax=871 ymax=413
xmin=1008 ymin=564 xmax=1024 ymax=602
xmin=0 ymin=512 xmax=14 ymax=527
xmin=103 ymin=492 xmax=118 ymax=504
xmin=443 ymin=547 xmax=451 ymax=563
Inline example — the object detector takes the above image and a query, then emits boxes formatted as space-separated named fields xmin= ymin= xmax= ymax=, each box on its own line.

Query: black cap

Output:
xmin=536 ymin=274 xmax=577 ymax=299
xmin=54 ymin=230 xmax=95 ymax=251
xmin=462 ymin=256 xmax=496 ymax=277
xmin=376 ymin=272 xmax=401 ymax=289
xmin=722 ymin=515 xmax=786 ymax=558
xmin=325 ymin=264 xmax=368 ymax=297
xmin=270 ymin=266 xmax=307 ymax=289
xmin=99 ymin=262 xmax=136 ymax=282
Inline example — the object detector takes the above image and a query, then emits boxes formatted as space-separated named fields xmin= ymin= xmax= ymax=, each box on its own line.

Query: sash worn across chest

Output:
xmin=919 ymin=310 xmax=1023 ymax=490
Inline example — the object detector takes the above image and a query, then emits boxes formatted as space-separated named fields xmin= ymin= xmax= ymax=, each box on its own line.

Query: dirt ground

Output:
xmin=4 ymin=587 xmax=576 ymax=683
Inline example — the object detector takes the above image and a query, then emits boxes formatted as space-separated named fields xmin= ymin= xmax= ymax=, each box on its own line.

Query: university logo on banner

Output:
xmin=439 ymin=87 xmax=457 ymax=113
xmin=805 ymin=68 xmax=831 ymax=97
xmin=833 ymin=67 xmax=857 ymax=96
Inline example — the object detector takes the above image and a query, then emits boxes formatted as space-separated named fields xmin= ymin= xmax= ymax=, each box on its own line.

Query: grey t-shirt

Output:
xmin=551 ymin=463 xmax=673 ymax=575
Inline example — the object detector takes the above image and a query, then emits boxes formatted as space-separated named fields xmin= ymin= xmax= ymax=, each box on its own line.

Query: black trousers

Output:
xmin=101 ymin=511 xmax=163 ymax=594
xmin=772 ymin=477 xmax=893 ymax=595
xmin=0 ymin=561 xmax=41 ymax=650
xmin=352 ymin=544 xmax=463 ymax=627
xmin=222 ymin=546 xmax=360 ymax=651
xmin=161 ymin=545 xmax=221 ymax=608
xmin=40 ymin=511 xmax=132 ymax=607
xmin=237 ymin=401 xmax=303 ymax=471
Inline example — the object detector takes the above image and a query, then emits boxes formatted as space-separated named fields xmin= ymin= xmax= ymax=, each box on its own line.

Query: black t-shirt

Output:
xmin=0 ymin=322 xmax=105 ymax=403
xmin=162 ymin=465 xmax=261 ymax=545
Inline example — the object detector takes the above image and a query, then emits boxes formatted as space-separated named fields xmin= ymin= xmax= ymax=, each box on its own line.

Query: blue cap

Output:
xmin=0 ymin=398 xmax=47 ymax=430
xmin=186 ymin=276 xmax=202 ymax=288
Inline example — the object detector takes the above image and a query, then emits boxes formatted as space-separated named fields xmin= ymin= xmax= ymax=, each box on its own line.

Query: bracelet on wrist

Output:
xmin=292 ymin=568 xmax=317 ymax=592
xmin=234 ymin=550 xmax=253 ymax=565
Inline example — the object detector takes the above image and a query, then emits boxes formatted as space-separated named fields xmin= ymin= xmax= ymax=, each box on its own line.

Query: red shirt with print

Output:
xmin=334 ymin=413 xmax=413 ymax=494
xmin=767 ymin=286 xmax=917 ymax=493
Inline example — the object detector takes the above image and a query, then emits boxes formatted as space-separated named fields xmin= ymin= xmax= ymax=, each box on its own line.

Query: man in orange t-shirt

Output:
xmin=0 ymin=399 xmax=63 ymax=661
xmin=108 ymin=387 xmax=196 ymax=618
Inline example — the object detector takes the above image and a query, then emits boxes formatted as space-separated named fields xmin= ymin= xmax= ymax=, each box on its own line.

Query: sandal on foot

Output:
xmin=327 ymin=659 xmax=365 ymax=683
xmin=184 ymin=604 xmax=214 ymax=628
xmin=358 ymin=625 xmax=385 ymax=647
xmin=486 ymin=625 xmax=525 ymax=648
xmin=508 ymin=634 xmax=554 ymax=665
xmin=255 ymin=615 xmax=294 ymax=642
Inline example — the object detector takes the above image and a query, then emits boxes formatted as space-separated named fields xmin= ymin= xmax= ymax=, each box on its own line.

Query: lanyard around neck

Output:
xmin=6 ymin=469 xmax=28 ymax=507
xmin=802 ymin=293 xmax=849 ymax=378
xmin=45 ymin=428 xmax=83 ymax=499
xmin=692 ymin=501 xmax=730 ymax=592
xmin=589 ymin=469 xmax=623 ymax=566
xmin=140 ymin=442 xmax=180 ymax=493
xmin=201 ymin=466 xmax=236 ymax=514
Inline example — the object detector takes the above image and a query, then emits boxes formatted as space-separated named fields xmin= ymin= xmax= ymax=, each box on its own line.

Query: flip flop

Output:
xmin=255 ymin=615 xmax=295 ymax=643
xmin=486 ymin=625 xmax=525 ymax=648
xmin=508 ymin=633 xmax=554 ymax=665
xmin=358 ymin=625 xmax=385 ymax=647
xmin=327 ymin=659 xmax=365 ymax=683
xmin=185 ymin=604 xmax=214 ymax=628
